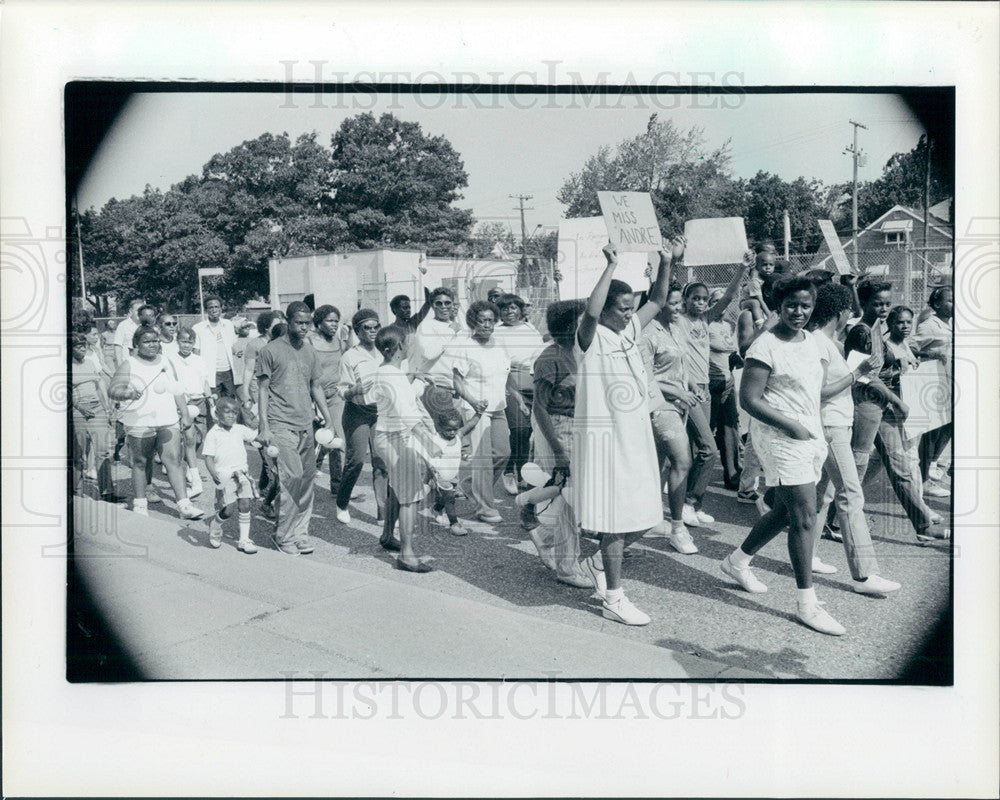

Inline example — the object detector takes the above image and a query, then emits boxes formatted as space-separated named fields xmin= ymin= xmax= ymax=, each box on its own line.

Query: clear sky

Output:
xmin=78 ymin=91 xmax=926 ymax=234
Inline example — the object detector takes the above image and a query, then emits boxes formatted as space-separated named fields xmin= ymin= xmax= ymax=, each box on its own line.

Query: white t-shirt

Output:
xmin=372 ymin=364 xmax=427 ymax=433
xmin=113 ymin=317 xmax=139 ymax=355
xmin=202 ymin=423 xmax=257 ymax=477
xmin=423 ymin=433 xmax=462 ymax=482
xmin=338 ymin=345 xmax=382 ymax=406
xmin=815 ymin=329 xmax=854 ymax=428
xmin=448 ymin=335 xmax=511 ymax=413
xmin=745 ymin=329 xmax=824 ymax=438
xmin=410 ymin=316 xmax=462 ymax=386
xmin=159 ymin=338 xmax=179 ymax=360
xmin=170 ymin=352 xmax=211 ymax=399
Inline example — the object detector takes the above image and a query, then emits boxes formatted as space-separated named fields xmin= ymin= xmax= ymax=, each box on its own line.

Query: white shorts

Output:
xmin=216 ymin=471 xmax=256 ymax=506
xmin=752 ymin=429 xmax=827 ymax=488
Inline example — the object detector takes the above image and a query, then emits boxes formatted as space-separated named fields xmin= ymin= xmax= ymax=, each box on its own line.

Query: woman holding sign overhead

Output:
xmin=677 ymin=250 xmax=756 ymax=527
xmin=573 ymin=239 xmax=675 ymax=627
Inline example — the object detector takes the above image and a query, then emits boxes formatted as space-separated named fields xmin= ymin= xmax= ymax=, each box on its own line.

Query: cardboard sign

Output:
xmin=901 ymin=360 xmax=951 ymax=440
xmin=818 ymin=219 xmax=852 ymax=275
xmin=556 ymin=216 xmax=651 ymax=300
xmin=682 ymin=217 xmax=748 ymax=267
xmin=597 ymin=191 xmax=663 ymax=252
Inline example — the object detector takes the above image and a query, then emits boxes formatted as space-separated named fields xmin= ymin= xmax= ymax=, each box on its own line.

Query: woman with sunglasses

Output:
xmin=157 ymin=312 xmax=180 ymax=359
xmin=492 ymin=293 xmax=545 ymax=508
xmin=409 ymin=287 xmax=463 ymax=391
xmin=448 ymin=300 xmax=513 ymax=524
xmin=334 ymin=309 xmax=388 ymax=524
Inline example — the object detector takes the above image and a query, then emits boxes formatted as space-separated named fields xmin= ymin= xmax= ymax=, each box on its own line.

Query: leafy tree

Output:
xmin=743 ymin=172 xmax=828 ymax=254
xmin=857 ymin=135 xmax=952 ymax=228
xmin=467 ymin=221 xmax=517 ymax=258
xmin=556 ymin=115 xmax=738 ymax=238
xmin=330 ymin=113 xmax=474 ymax=255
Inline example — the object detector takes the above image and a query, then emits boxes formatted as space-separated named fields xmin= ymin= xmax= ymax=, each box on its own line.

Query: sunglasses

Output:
xmin=360 ymin=324 xmax=381 ymax=331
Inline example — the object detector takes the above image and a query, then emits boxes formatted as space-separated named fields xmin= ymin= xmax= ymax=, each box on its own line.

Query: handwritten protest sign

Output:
xmin=901 ymin=359 xmax=951 ymax=440
xmin=597 ymin=192 xmax=663 ymax=252
xmin=819 ymin=219 xmax=852 ymax=275
xmin=682 ymin=217 xmax=748 ymax=267
xmin=557 ymin=216 xmax=651 ymax=300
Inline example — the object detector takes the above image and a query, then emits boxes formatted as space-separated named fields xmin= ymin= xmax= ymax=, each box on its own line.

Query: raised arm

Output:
xmin=707 ymin=249 xmax=755 ymax=323
xmin=577 ymin=243 xmax=618 ymax=352
xmin=636 ymin=237 xmax=681 ymax=329
xmin=409 ymin=287 xmax=433 ymax=331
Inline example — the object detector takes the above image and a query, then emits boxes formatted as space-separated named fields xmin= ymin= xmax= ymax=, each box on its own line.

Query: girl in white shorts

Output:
xmin=720 ymin=276 xmax=845 ymax=636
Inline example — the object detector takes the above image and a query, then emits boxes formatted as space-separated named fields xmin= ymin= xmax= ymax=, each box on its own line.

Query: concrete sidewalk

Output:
xmin=71 ymin=497 xmax=762 ymax=680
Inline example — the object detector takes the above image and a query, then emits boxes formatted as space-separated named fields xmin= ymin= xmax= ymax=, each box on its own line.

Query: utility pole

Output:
xmin=510 ymin=193 xmax=534 ymax=285
xmin=844 ymin=119 xmax=867 ymax=273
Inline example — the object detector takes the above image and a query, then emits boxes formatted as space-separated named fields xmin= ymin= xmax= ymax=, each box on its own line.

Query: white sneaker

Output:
xmin=145 ymin=488 xmax=162 ymax=504
xmin=132 ymin=499 xmax=149 ymax=516
xmin=602 ymin=595 xmax=650 ymax=626
xmin=501 ymin=473 xmax=519 ymax=495
xmin=923 ymin=482 xmax=950 ymax=498
xmin=178 ymin=500 xmax=205 ymax=520
xmin=681 ymin=504 xmax=701 ymax=527
xmin=852 ymin=575 xmax=901 ymax=595
xmin=583 ymin=555 xmax=606 ymax=600
xmin=796 ymin=601 xmax=846 ymax=635
xmin=187 ymin=471 xmax=203 ymax=499
xmin=84 ymin=468 xmax=98 ymax=481
xmin=720 ymin=554 xmax=768 ymax=593
xmin=929 ymin=511 xmax=943 ymax=525
xmin=927 ymin=463 xmax=944 ymax=483
xmin=237 ymin=538 xmax=259 ymax=554
xmin=335 ymin=507 xmax=351 ymax=524
xmin=667 ymin=525 xmax=698 ymax=555
xmin=434 ymin=512 xmax=450 ymax=527
xmin=811 ymin=556 xmax=838 ymax=574
xmin=694 ymin=509 xmax=715 ymax=525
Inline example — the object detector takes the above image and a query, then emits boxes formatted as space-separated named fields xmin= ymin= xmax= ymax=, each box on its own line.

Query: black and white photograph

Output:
xmin=66 ymin=85 xmax=957 ymax=683
xmin=2 ymin=2 xmax=997 ymax=797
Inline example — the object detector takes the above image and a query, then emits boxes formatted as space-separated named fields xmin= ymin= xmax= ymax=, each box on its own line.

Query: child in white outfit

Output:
xmin=202 ymin=396 xmax=260 ymax=553
xmin=514 ymin=463 xmax=593 ymax=589
xmin=417 ymin=408 xmax=481 ymax=536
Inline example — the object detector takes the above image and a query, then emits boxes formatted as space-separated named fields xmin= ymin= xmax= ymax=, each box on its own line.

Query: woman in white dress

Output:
xmin=574 ymin=240 xmax=677 ymax=627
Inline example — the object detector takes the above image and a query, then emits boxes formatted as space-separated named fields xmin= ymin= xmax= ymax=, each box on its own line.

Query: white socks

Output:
xmin=671 ymin=519 xmax=686 ymax=533
xmin=730 ymin=548 xmax=752 ymax=569
xmin=238 ymin=511 xmax=251 ymax=541
xmin=797 ymin=587 xmax=818 ymax=605
xmin=605 ymin=587 xmax=623 ymax=605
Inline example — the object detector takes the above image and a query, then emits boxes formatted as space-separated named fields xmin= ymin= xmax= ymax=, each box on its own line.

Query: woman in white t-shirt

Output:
xmin=720 ymin=276 xmax=845 ymax=636
xmin=448 ymin=300 xmax=512 ymax=523
xmin=493 ymin=294 xmax=545 ymax=500
xmin=809 ymin=283 xmax=901 ymax=596
xmin=108 ymin=325 xmax=204 ymax=520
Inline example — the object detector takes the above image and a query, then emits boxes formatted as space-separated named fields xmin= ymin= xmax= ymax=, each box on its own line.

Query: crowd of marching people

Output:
xmin=70 ymin=237 xmax=953 ymax=636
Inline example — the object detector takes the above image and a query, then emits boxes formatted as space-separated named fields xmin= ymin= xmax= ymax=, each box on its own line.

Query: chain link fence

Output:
xmin=687 ymin=245 xmax=952 ymax=308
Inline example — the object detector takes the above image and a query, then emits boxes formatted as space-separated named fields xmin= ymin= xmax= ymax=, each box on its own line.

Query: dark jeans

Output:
xmin=919 ymin=422 xmax=952 ymax=480
xmin=336 ymin=402 xmax=387 ymax=515
xmin=504 ymin=387 xmax=533 ymax=481
xmin=709 ymin=374 xmax=741 ymax=485
xmin=685 ymin=387 xmax=719 ymax=508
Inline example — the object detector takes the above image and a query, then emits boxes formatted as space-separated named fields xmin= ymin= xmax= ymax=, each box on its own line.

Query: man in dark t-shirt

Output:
xmin=256 ymin=301 xmax=335 ymax=555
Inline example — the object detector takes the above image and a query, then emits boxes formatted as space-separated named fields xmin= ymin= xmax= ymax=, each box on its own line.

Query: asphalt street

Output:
xmin=73 ymin=446 xmax=952 ymax=681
